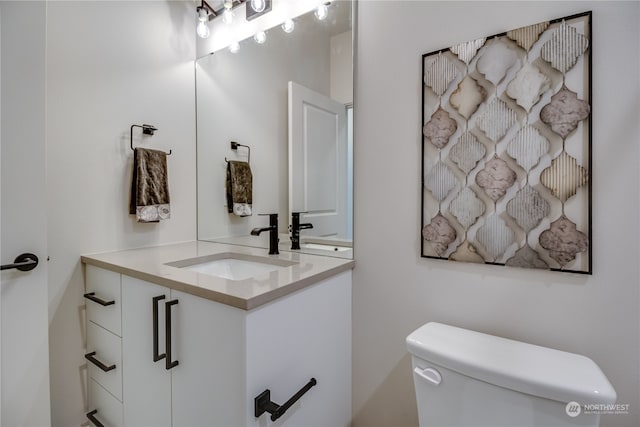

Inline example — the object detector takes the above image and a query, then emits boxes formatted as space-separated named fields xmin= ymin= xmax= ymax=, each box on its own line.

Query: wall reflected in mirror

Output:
xmin=196 ymin=0 xmax=353 ymax=259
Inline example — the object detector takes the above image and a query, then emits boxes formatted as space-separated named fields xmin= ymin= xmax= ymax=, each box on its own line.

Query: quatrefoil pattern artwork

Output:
xmin=423 ymin=53 xmax=459 ymax=97
xmin=541 ymin=20 xmax=589 ymax=74
xmin=422 ymin=12 xmax=592 ymax=273
xmin=450 ymin=38 xmax=486 ymax=65
xmin=507 ymin=21 xmax=550 ymax=52
xmin=423 ymin=108 xmax=458 ymax=149
xmin=540 ymin=85 xmax=590 ymax=139
xmin=449 ymin=131 xmax=486 ymax=174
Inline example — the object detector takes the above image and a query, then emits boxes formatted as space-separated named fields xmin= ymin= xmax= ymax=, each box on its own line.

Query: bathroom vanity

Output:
xmin=81 ymin=241 xmax=353 ymax=427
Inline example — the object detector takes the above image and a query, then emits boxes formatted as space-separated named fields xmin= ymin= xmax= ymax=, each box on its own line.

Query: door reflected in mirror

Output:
xmin=196 ymin=0 xmax=353 ymax=258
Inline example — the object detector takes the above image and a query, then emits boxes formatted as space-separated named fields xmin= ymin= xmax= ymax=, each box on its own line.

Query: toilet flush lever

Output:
xmin=414 ymin=367 xmax=442 ymax=385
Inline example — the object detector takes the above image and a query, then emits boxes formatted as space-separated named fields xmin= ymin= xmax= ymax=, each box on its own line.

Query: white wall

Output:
xmin=353 ymin=2 xmax=639 ymax=427
xmin=330 ymin=30 xmax=353 ymax=105
xmin=46 ymin=2 xmax=196 ymax=425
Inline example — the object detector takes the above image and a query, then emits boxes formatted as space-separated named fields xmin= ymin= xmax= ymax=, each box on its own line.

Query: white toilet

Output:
xmin=406 ymin=322 xmax=616 ymax=427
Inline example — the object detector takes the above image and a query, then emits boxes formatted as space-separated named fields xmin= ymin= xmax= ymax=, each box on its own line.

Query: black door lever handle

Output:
xmin=0 ymin=253 xmax=38 ymax=272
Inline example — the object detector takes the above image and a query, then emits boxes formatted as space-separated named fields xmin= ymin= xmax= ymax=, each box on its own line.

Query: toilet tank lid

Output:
xmin=406 ymin=322 xmax=616 ymax=405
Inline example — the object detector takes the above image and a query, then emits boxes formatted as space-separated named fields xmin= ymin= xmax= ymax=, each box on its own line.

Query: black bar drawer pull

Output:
xmin=85 ymin=351 xmax=116 ymax=372
xmin=255 ymin=378 xmax=317 ymax=421
xmin=165 ymin=299 xmax=179 ymax=370
xmin=153 ymin=295 xmax=166 ymax=362
xmin=0 ymin=253 xmax=38 ymax=272
xmin=84 ymin=292 xmax=115 ymax=307
xmin=86 ymin=409 xmax=104 ymax=427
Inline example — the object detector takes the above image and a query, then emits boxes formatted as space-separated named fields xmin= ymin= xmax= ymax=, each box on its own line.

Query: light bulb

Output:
xmin=222 ymin=8 xmax=233 ymax=24
xmin=197 ymin=21 xmax=210 ymax=38
xmin=229 ymin=42 xmax=240 ymax=53
xmin=197 ymin=6 xmax=209 ymax=22
xmin=282 ymin=19 xmax=295 ymax=33
xmin=254 ymin=31 xmax=266 ymax=44
xmin=250 ymin=0 xmax=266 ymax=13
xmin=223 ymin=0 xmax=233 ymax=9
xmin=314 ymin=4 xmax=328 ymax=20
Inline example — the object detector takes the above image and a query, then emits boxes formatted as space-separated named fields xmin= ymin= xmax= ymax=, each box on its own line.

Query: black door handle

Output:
xmin=86 ymin=409 xmax=104 ymax=427
xmin=165 ymin=299 xmax=179 ymax=370
xmin=85 ymin=351 xmax=116 ymax=372
xmin=153 ymin=295 xmax=166 ymax=362
xmin=83 ymin=292 xmax=115 ymax=306
xmin=1 ymin=253 xmax=38 ymax=271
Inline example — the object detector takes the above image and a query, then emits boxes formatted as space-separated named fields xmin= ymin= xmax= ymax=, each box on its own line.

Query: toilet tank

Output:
xmin=406 ymin=323 xmax=616 ymax=427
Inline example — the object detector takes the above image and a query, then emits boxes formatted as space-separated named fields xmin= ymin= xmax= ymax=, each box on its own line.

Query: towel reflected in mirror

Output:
xmin=226 ymin=160 xmax=252 ymax=217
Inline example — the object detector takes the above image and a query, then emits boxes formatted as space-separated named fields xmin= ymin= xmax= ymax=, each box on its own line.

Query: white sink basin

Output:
xmin=300 ymin=243 xmax=351 ymax=252
xmin=165 ymin=253 xmax=296 ymax=281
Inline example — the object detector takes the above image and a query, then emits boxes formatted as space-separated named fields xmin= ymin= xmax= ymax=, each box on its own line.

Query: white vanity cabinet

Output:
xmin=84 ymin=264 xmax=351 ymax=427
xmin=120 ymin=275 xmax=245 ymax=426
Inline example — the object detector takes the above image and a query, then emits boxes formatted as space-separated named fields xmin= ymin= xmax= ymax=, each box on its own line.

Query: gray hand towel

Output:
xmin=226 ymin=160 xmax=252 ymax=217
xmin=129 ymin=148 xmax=170 ymax=222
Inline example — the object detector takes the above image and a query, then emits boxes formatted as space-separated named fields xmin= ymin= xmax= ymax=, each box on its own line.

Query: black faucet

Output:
xmin=251 ymin=213 xmax=279 ymax=255
xmin=289 ymin=212 xmax=314 ymax=250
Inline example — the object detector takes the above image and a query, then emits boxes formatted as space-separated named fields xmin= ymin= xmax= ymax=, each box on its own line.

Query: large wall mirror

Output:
xmin=196 ymin=0 xmax=354 ymax=258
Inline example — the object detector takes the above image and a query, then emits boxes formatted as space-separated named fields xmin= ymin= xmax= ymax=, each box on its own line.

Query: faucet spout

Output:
xmin=252 ymin=214 xmax=279 ymax=254
xmin=251 ymin=226 xmax=274 ymax=236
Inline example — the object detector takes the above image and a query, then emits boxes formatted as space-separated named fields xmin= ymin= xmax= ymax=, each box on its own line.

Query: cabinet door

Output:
xmin=170 ymin=289 xmax=246 ymax=427
xmin=246 ymin=271 xmax=352 ymax=427
xmin=121 ymin=276 xmax=172 ymax=426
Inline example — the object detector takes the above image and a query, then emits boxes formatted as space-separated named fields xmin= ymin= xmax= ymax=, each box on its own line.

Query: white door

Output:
xmin=0 ymin=2 xmax=51 ymax=426
xmin=288 ymin=81 xmax=348 ymax=238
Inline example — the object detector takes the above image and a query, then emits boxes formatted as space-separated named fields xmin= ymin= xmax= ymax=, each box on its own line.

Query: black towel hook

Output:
xmin=130 ymin=124 xmax=172 ymax=155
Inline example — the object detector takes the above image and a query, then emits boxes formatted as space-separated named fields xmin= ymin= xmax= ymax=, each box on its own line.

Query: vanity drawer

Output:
xmin=87 ymin=378 xmax=123 ymax=427
xmin=86 ymin=265 xmax=122 ymax=336
xmin=87 ymin=321 xmax=123 ymax=402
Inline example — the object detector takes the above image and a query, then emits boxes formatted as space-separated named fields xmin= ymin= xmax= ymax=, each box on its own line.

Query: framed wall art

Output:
xmin=421 ymin=12 xmax=592 ymax=274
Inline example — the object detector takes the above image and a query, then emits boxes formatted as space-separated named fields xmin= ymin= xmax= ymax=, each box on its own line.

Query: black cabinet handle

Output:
xmin=86 ymin=409 xmax=104 ymax=427
xmin=153 ymin=295 xmax=166 ymax=362
xmin=255 ymin=378 xmax=317 ymax=421
xmin=85 ymin=351 xmax=116 ymax=372
xmin=0 ymin=253 xmax=38 ymax=271
xmin=165 ymin=299 xmax=179 ymax=370
xmin=84 ymin=292 xmax=115 ymax=307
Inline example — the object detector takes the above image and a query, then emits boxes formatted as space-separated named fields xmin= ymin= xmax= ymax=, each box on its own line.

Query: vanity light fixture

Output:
xmin=246 ymin=0 xmax=271 ymax=21
xmin=314 ymin=2 xmax=330 ymax=20
xmin=229 ymin=41 xmax=240 ymax=53
xmin=222 ymin=8 xmax=233 ymax=24
xmin=281 ymin=19 xmax=295 ymax=33
xmin=222 ymin=0 xmax=234 ymax=24
xmin=254 ymin=31 xmax=267 ymax=44
xmin=250 ymin=0 xmax=266 ymax=13
xmin=196 ymin=0 xmax=215 ymax=39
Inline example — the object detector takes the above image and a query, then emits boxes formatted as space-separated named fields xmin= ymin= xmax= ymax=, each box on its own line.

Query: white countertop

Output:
xmin=202 ymin=233 xmax=354 ymax=259
xmin=81 ymin=241 xmax=354 ymax=310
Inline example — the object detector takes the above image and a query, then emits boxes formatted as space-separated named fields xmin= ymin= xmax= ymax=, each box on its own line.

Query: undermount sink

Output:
xmin=165 ymin=253 xmax=297 ymax=281
xmin=300 ymin=242 xmax=351 ymax=252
